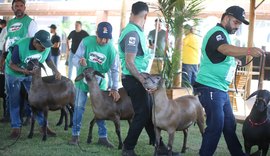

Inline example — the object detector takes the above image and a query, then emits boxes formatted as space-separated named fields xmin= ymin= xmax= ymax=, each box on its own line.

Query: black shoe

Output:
xmin=97 ymin=138 xmax=114 ymax=148
xmin=156 ymin=143 xmax=180 ymax=156
xmin=122 ymin=148 xmax=138 ymax=156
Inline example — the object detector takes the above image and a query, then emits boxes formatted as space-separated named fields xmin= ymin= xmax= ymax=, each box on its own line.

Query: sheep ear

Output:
xmin=39 ymin=62 xmax=47 ymax=75
xmin=93 ymin=71 xmax=104 ymax=78
xmin=246 ymin=90 xmax=259 ymax=100
xmin=75 ymin=73 xmax=84 ymax=82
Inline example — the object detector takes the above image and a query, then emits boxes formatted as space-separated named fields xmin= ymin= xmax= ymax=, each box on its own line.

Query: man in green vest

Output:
xmin=193 ymin=6 xmax=264 ymax=156
xmin=5 ymin=30 xmax=61 ymax=139
xmin=119 ymin=2 xmax=179 ymax=156
xmin=68 ymin=22 xmax=120 ymax=148
xmin=0 ymin=0 xmax=38 ymax=123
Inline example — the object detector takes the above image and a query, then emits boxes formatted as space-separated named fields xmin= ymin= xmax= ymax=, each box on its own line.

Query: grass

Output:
xmin=0 ymin=98 xmax=258 ymax=156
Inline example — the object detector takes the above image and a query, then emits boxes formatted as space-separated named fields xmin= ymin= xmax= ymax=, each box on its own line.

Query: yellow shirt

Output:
xmin=182 ymin=33 xmax=200 ymax=64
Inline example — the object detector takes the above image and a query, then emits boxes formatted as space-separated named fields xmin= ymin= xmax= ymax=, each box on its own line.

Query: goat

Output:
xmin=75 ymin=67 xmax=134 ymax=149
xmin=143 ymin=74 xmax=204 ymax=155
xmin=27 ymin=59 xmax=75 ymax=141
xmin=0 ymin=73 xmax=7 ymax=119
xmin=242 ymin=89 xmax=270 ymax=156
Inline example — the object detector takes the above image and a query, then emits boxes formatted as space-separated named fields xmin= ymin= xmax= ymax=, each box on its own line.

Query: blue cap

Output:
xmin=34 ymin=30 xmax=52 ymax=48
xmin=97 ymin=22 xmax=112 ymax=39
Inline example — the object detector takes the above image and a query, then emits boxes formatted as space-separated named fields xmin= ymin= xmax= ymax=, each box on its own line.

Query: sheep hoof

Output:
xmin=181 ymin=147 xmax=188 ymax=153
xmin=87 ymin=138 xmax=92 ymax=144
xmin=64 ymin=127 xmax=68 ymax=131
xmin=56 ymin=122 xmax=61 ymax=126
xmin=28 ymin=134 xmax=33 ymax=139
xmin=42 ymin=136 xmax=47 ymax=141
xmin=69 ymin=124 xmax=73 ymax=128
xmin=118 ymin=143 xmax=122 ymax=150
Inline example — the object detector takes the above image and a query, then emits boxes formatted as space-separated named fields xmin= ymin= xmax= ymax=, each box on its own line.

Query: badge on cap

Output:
xmin=103 ymin=27 xmax=108 ymax=34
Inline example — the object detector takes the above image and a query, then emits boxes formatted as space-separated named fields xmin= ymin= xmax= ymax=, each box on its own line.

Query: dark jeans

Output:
xmin=122 ymin=75 xmax=155 ymax=150
xmin=194 ymin=84 xmax=245 ymax=156
xmin=182 ymin=63 xmax=198 ymax=86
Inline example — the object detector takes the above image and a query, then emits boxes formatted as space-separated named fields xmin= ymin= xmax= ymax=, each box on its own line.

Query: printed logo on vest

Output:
xmin=9 ymin=22 xmax=23 ymax=32
xmin=128 ymin=37 xmax=136 ymax=46
xmin=24 ymin=54 xmax=42 ymax=63
xmin=216 ymin=34 xmax=224 ymax=41
xmin=88 ymin=52 xmax=107 ymax=65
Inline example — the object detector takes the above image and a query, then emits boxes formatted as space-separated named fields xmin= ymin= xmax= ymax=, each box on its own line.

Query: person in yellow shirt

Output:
xmin=182 ymin=24 xmax=200 ymax=86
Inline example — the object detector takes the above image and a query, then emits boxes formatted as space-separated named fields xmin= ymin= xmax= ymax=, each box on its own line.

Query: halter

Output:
xmin=248 ymin=97 xmax=269 ymax=127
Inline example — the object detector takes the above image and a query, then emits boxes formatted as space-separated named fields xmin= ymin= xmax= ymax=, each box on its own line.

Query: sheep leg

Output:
xmin=56 ymin=108 xmax=64 ymax=126
xmin=261 ymin=143 xmax=269 ymax=156
xmin=112 ymin=118 xmax=122 ymax=149
xmin=42 ymin=111 xmax=48 ymax=141
xmin=28 ymin=112 xmax=36 ymax=139
xmin=87 ymin=118 xmax=96 ymax=144
xmin=67 ymin=104 xmax=74 ymax=127
xmin=181 ymin=129 xmax=188 ymax=153
xmin=63 ymin=108 xmax=68 ymax=131
xmin=167 ymin=132 xmax=175 ymax=156
xmin=154 ymin=127 xmax=161 ymax=156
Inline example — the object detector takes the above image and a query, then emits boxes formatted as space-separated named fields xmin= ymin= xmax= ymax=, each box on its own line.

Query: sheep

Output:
xmin=242 ymin=89 xmax=270 ymax=156
xmin=26 ymin=59 xmax=75 ymax=141
xmin=75 ymin=67 xmax=134 ymax=149
xmin=143 ymin=74 xmax=204 ymax=155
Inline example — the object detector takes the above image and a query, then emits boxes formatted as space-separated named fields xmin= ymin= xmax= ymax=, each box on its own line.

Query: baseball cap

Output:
xmin=48 ymin=24 xmax=57 ymax=29
xmin=0 ymin=19 xmax=6 ymax=25
xmin=225 ymin=6 xmax=249 ymax=25
xmin=97 ymin=22 xmax=112 ymax=39
xmin=34 ymin=30 xmax=53 ymax=48
xmin=12 ymin=0 xmax=25 ymax=5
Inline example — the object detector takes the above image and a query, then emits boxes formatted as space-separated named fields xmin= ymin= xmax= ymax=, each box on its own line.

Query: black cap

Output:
xmin=0 ymin=19 xmax=6 ymax=25
xmin=48 ymin=24 xmax=57 ymax=29
xmin=225 ymin=6 xmax=249 ymax=25
xmin=34 ymin=30 xmax=53 ymax=48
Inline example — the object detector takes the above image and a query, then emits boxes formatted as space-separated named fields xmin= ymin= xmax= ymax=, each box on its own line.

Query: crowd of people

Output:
xmin=0 ymin=0 xmax=266 ymax=156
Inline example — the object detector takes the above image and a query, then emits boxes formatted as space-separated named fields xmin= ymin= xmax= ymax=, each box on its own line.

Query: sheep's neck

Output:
xmin=153 ymin=87 xmax=169 ymax=109
xmin=87 ymin=79 xmax=104 ymax=109
xmin=31 ymin=70 xmax=42 ymax=85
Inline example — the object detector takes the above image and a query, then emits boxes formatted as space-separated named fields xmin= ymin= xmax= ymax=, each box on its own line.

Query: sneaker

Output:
xmin=122 ymin=148 xmax=137 ymax=156
xmin=97 ymin=137 xmax=114 ymax=148
xmin=9 ymin=128 xmax=21 ymax=139
xmin=68 ymin=136 xmax=79 ymax=145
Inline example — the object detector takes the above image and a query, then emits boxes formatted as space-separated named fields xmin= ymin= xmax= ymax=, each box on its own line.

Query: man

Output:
xmin=66 ymin=21 xmax=89 ymax=79
xmin=147 ymin=18 xmax=166 ymax=58
xmin=49 ymin=24 xmax=61 ymax=69
xmin=0 ymin=19 xmax=7 ymax=55
xmin=69 ymin=22 xmax=120 ymax=148
xmin=0 ymin=0 xmax=38 ymax=123
xmin=119 ymin=2 xmax=178 ymax=156
xmin=193 ymin=6 xmax=264 ymax=156
xmin=182 ymin=24 xmax=200 ymax=86
xmin=5 ymin=30 xmax=61 ymax=139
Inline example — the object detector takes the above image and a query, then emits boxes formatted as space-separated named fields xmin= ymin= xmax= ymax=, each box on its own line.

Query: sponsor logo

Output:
xmin=128 ymin=37 xmax=136 ymax=46
xmin=9 ymin=22 xmax=23 ymax=32
xmin=216 ymin=35 xmax=224 ymax=41
xmin=88 ymin=52 xmax=106 ymax=65
xmin=24 ymin=54 xmax=42 ymax=63
xmin=103 ymin=27 xmax=108 ymax=34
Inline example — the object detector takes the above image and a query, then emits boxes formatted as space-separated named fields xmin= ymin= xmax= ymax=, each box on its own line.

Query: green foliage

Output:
xmin=158 ymin=0 xmax=204 ymax=88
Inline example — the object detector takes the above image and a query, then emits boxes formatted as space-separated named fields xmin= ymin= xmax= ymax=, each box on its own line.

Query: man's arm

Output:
xmin=218 ymin=44 xmax=264 ymax=57
xmin=45 ymin=57 xmax=61 ymax=79
xmin=110 ymin=55 xmax=119 ymax=91
xmin=72 ymin=41 xmax=86 ymax=67
xmin=28 ymin=20 xmax=38 ymax=37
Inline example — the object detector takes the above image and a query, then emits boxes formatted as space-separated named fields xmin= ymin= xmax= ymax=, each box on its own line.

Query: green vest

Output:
xmin=75 ymin=36 xmax=116 ymax=92
xmin=6 ymin=15 xmax=32 ymax=48
xmin=118 ymin=23 xmax=151 ymax=75
xmin=196 ymin=26 xmax=236 ymax=91
xmin=5 ymin=38 xmax=50 ymax=77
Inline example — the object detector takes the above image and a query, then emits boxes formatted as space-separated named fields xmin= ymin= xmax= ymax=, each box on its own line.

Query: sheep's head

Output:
xmin=26 ymin=59 xmax=46 ymax=75
xmin=247 ymin=90 xmax=270 ymax=113
xmin=75 ymin=67 xmax=104 ymax=82
xmin=141 ymin=73 xmax=162 ymax=90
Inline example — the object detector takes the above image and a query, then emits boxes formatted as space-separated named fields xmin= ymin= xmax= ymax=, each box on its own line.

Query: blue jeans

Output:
xmin=72 ymin=88 xmax=107 ymax=138
xmin=5 ymin=74 xmax=45 ymax=128
xmin=68 ymin=52 xmax=77 ymax=79
xmin=194 ymin=85 xmax=245 ymax=156
xmin=182 ymin=63 xmax=198 ymax=86
xmin=51 ymin=55 xmax=59 ymax=69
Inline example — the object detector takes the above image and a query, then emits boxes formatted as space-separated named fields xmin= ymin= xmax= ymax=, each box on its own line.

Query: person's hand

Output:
xmin=109 ymin=90 xmax=120 ymax=102
xmin=23 ymin=69 xmax=33 ymax=75
xmin=79 ymin=58 xmax=87 ymax=66
xmin=54 ymin=71 xmax=62 ymax=80
xmin=248 ymin=47 xmax=265 ymax=57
